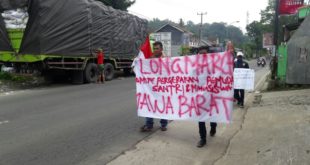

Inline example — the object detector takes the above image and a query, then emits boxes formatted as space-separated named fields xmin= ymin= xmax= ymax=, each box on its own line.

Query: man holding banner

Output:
xmin=196 ymin=46 xmax=217 ymax=148
xmin=134 ymin=38 xmax=235 ymax=147
xmin=140 ymin=41 xmax=169 ymax=132
xmin=234 ymin=52 xmax=249 ymax=108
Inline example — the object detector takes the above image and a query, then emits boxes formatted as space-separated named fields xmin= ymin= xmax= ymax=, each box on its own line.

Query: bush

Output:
xmin=0 ymin=72 xmax=13 ymax=80
xmin=180 ymin=46 xmax=190 ymax=56
xmin=0 ymin=71 xmax=33 ymax=82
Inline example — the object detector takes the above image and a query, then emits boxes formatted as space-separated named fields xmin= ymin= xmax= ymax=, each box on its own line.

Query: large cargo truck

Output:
xmin=0 ymin=0 xmax=148 ymax=83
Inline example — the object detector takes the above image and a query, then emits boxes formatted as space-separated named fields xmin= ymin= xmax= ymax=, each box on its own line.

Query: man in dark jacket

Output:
xmin=196 ymin=46 xmax=218 ymax=148
xmin=234 ymin=52 xmax=249 ymax=108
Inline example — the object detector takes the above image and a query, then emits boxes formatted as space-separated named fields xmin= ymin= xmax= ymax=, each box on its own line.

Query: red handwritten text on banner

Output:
xmin=134 ymin=52 xmax=234 ymax=123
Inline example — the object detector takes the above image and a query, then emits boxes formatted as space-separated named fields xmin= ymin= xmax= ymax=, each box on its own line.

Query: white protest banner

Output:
xmin=133 ymin=52 xmax=234 ymax=123
xmin=233 ymin=68 xmax=255 ymax=90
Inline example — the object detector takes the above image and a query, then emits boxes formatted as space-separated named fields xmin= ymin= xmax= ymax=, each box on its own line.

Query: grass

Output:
xmin=0 ymin=71 xmax=34 ymax=83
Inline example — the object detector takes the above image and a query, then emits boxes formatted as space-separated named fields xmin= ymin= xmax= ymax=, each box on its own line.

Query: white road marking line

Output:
xmin=255 ymin=71 xmax=270 ymax=90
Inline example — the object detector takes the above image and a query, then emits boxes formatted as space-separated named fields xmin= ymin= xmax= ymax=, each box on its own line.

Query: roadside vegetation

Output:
xmin=0 ymin=68 xmax=45 ymax=93
xmin=0 ymin=71 xmax=34 ymax=83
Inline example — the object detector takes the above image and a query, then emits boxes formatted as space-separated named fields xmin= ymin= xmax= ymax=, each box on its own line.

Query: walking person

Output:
xmin=196 ymin=45 xmax=218 ymax=148
xmin=140 ymin=41 xmax=168 ymax=132
xmin=234 ymin=52 xmax=249 ymax=108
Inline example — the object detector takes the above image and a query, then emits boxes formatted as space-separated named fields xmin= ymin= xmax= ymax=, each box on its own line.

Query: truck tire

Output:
xmin=84 ymin=63 xmax=98 ymax=83
xmin=104 ymin=63 xmax=115 ymax=81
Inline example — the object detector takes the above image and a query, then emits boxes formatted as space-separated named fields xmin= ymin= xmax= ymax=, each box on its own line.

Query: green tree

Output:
xmin=147 ymin=18 xmax=171 ymax=32
xmin=244 ymin=1 xmax=276 ymax=57
xmin=97 ymin=0 xmax=135 ymax=11
xmin=226 ymin=25 xmax=245 ymax=46
xmin=207 ymin=22 xmax=226 ymax=42
xmin=260 ymin=0 xmax=275 ymax=31
xmin=179 ymin=18 xmax=185 ymax=27
xmin=186 ymin=22 xmax=245 ymax=46
xmin=260 ymin=0 xmax=297 ymax=43
xmin=246 ymin=21 xmax=265 ymax=57
xmin=242 ymin=1 xmax=274 ymax=58
xmin=245 ymin=0 xmax=298 ymax=57
xmin=148 ymin=18 xmax=246 ymax=48
xmin=201 ymin=23 xmax=210 ymax=40
xmin=185 ymin=21 xmax=199 ymax=37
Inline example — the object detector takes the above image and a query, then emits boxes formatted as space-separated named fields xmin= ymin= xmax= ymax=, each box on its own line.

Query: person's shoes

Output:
xmin=239 ymin=105 xmax=244 ymax=108
xmin=160 ymin=126 xmax=167 ymax=131
xmin=196 ymin=140 xmax=206 ymax=148
xmin=140 ymin=125 xmax=153 ymax=132
xmin=210 ymin=127 xmax=216 ymax=137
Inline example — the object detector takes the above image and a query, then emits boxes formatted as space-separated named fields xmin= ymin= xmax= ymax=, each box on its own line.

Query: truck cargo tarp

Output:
xmin=286 ymin=15 xmax=310 ymax=84
xmin=0 ymin=0 xmax=28 ymax=11
xmin=19 ymin=0 xmax=148 ymax=57
xmin=0 ymin=15 xmax=13 ymax=51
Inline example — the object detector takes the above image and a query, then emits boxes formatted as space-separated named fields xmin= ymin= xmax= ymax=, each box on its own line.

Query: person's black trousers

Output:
xmin=234 ymin=89 xmax=245 ymax=105
xmin=198 ymin=122 xmax=217 ymax=141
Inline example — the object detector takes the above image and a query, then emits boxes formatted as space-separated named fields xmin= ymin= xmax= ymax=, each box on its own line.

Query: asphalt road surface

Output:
xmin=0 ymin=60 xmax=269 ymax=165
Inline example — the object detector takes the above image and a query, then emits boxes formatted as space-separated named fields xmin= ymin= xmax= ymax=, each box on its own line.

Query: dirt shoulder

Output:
xmin=0 ymin=73 xmax=47 ymax=94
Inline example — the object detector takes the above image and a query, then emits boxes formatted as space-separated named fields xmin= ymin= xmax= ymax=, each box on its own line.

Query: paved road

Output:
xmin=0 ymin=78 xmax=149 ymax=165
xmin=247 ymin=59 xmax=270 ymax=89
xmin=0 ymin=60 xmax=269 ymax=165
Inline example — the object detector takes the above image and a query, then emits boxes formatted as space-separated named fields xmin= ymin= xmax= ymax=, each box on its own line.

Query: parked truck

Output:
xmin=0 ymin=0 xmax=148 ymax=83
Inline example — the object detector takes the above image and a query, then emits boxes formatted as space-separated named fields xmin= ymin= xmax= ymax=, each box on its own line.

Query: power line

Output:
xmin=128 ymin=10 xmax=152 ymax=20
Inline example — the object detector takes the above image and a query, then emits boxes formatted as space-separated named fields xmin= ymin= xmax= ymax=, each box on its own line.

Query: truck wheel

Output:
xmin=104 ymin=63 xmax=115 ymax=81
xmin=84 ymin=63 xmax=98 ymax=83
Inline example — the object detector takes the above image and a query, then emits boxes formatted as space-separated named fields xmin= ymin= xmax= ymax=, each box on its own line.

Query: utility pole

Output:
xmin=197 ymin=12 xmax=207 ymax=46
xmin=272 ymin=0 xmax=280 ymax=80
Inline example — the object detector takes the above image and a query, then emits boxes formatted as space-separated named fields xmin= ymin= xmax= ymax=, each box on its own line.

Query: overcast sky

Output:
xmin=129 ymin=0 xmax=269 ymax=32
